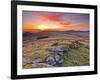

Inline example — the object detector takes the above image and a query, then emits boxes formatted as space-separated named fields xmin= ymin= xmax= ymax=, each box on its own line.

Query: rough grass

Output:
xmin=23 ymin=38 xmax=89 ymax=68
xmin=23 ymin=39 xmax=70 ymax=61
xmin=62 ymin=45 xmax=89 ymax=66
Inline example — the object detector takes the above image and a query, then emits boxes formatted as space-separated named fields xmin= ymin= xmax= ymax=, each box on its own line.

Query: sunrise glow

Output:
xmin=37 ymin=25 xmax=50 ymax=30
xmin=22 ymin=11 xmax=89 ymax=31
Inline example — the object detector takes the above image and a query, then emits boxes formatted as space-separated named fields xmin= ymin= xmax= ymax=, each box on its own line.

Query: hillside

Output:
xmin=22 ymin=30 xmax=89 ymax=69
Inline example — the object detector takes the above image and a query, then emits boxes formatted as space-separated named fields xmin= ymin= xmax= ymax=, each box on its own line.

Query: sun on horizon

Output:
xmin=37 ymin=25 xmax=51 ymax=31
xmin=22 ymin=11 xmax=89 ymax=31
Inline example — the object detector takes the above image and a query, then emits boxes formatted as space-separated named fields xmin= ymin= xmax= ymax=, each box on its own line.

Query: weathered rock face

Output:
xmin=46 ymin=47 xmax=68 ymax=66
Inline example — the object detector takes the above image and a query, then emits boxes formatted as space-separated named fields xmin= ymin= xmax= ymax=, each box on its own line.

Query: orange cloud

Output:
xmin=23 ymin=23 xmax=89 ymax=31
xmin=62 ymin=23 xmax=89 ymax=30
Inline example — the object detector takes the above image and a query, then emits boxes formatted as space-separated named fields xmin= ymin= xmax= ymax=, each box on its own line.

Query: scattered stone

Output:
xmin=23 ymin=58 xmax=31 ymax=65
xmin=32 ymin=58 xmax=42 ymax=64
xmin=48 ymin=48 xmax=64 ymax=52
xmin=32 ymin=63 xmax=53 ymax=68
xmin=69 ymin=41 xmax=80 ymax=49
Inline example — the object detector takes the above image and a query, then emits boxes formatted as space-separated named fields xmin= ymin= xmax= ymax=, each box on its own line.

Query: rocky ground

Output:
xmin=23 ymin=39 xmax=89 ymax=69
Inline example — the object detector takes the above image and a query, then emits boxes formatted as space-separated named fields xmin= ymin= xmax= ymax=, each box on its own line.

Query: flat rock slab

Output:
xmin=48 ymin=48 xmax=67 ymax=52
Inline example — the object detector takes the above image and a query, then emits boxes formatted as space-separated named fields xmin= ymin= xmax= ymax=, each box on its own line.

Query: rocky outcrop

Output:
xmin=23 ymin=40 xmax=81 ymax=68
xmin=46 ymin=47 xmax=68 ymax=66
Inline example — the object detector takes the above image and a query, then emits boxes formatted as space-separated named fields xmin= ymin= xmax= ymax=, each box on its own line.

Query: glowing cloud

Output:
xmin=22 ymin=11 xmax=89 ymax=31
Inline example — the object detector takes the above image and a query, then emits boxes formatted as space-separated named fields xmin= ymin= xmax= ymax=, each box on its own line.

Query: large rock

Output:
xmin=48 ymin=47 xmax=68 ymax=52
xmin=46 ymin=56 xmax=56 ymax=66
xmin=48 ymin=48 xmax=65 ymax=52
xmin=47 ymin=47 xmax=68 ymax=66
xmin=54 ymin=55 xmax=64 ymax=64
xmin=46 ymin=54 xmax=64 ymax=66
xmin=54 ymin=55 xmax=61 ymax=62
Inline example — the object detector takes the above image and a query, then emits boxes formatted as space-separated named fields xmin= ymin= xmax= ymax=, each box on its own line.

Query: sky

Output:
xmin=22 ymin=11 xmax=90 ymax=31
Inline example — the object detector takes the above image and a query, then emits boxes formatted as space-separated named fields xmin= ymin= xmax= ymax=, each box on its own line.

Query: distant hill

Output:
xmin=59 ymin=30 xmax=89 ymax=38
xmin=23 ymin=30 xmax=89 ymax=42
